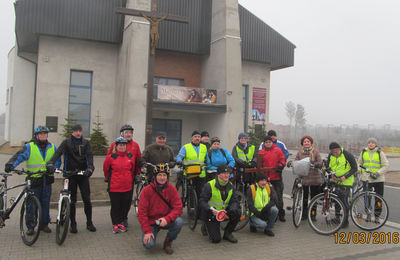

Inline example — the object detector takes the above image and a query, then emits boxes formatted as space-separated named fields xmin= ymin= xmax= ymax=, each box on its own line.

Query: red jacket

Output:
xmin=137 ymin=180 xmax=183 ymax=234
xmin=108 ymin=140 xmax=141 ymax=174
xmin=103 ymin=151 xmax=135 ymax=192
xmin=259 ymin=144 xmax=286 ymax=181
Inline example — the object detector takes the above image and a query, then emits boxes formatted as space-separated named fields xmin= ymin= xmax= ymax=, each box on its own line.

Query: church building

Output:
xmin=5 ymin=0 xmax=295 ymax=153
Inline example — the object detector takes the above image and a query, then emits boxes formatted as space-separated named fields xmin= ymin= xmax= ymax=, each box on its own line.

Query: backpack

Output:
xmin=250 ymin=184 xmax=271 ymax=201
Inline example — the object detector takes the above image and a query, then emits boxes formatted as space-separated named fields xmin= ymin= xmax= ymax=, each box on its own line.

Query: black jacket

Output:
xmin=48 ymin=135 xmax=94 ymax=172
xmin=199 ymin=177 xmax=239 ymax=220
xmin=326 ymin=149 xmax=357 ymax=179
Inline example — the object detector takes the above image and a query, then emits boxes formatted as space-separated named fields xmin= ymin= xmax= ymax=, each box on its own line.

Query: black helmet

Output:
xmin=211 ymin=137 xmax=221 ymax=144
xmin=34 ymin=125 xmax=49 ymax=135
xmin=114 ymin=137 xmax=128 ymax=145
xmin=120 ymin=124 xmax=134 ymax=133
xmin=155 ymin=163 xmax=170 ymax=175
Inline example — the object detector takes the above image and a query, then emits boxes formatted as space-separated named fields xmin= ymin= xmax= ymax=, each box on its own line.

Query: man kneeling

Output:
xmin=247 ymin=173 xmax=279 ymax=236
xmin=137 ymin=166 xmax=183 ymax=254
xmin=199 ymin=164 xmax=240 ymax=243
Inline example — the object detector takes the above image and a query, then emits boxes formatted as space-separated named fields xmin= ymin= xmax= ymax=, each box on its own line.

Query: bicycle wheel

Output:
xmin=20 ymin=194 xmax=42 ymax=246
xmin=133 ymin=183 xmax=144 ymax=214
xmin=56 ymin=196 xmax=70 ymax=245
xmin=308 ymin=193 xmax=346 ymax=235
xmin=220 ymin=190 xmax=250 ymax=231
xmin=350 ymin=192 xmax=389 ymax=231
xmin=292 ymin=186 xmax=304 ymax=228
xmin=186 ymin=187 xmax=198 ymax=231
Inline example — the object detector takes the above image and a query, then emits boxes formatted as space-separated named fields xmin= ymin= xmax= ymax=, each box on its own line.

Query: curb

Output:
xmin=50 ymin=200 xmax=111 ymax=209
xmin=386 ymin=182 xmax=400 ymax=188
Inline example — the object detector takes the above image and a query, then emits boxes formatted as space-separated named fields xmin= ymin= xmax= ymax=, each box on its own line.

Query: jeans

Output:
xmin=334 ymin=186 xmax=351 ymax=223
xmin=142 ymin=217 xmax=184 ymax=249
xmin=27 ymin=183 xmax=52 ymax=228
xmin=250 ymin=206 xmax=278 ymax=230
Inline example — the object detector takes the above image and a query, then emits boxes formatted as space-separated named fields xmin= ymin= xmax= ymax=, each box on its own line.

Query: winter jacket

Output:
xmin=137 ymin=180 xmax=183 ymax=234
xmin=259 ymin=144 xmax=286 ymax=181
xmin=247 ymin=183 xmax=278 ymax=218
xmin=6 ymin=139 xmax=61 ymax=186
xmin=199 ymin=177 xmax=239 ymax=220
xmin=108 ymin=140 xmax=141 ymax=174
xmin=295 ymin=147 xmax=323 ymax=186
xmin=357 ymin=147 xmax=389 ymax=183
xmin=231 ymin=142 xmax=258 ymax=167
xmin=103 ymin=151 xmax=135 ymax=192
xmin=326 ymin=149 xmax=358 ymax=180
xmin=259 ymin=139 xmax=289 ymax=159
xmin=48 ymin=135 xmax=94 ymax=176
xmin=140 ymin=143 xmax=175 ymax=166
xmin=205 ymin=148 xmax=235 ymax=171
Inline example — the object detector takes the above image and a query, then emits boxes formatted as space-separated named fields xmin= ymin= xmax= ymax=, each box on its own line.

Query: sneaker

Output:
xmin=40 ymin=225 xmax=52 ymax=233
xmin=118 ymin=224 xmax=127 ymax=232
xmin=223 ymin=233 xmax=238 ymax=243
xmin=279 ymin=215 xmax=286 ymax=222
xmin=70 ymin=223 xmax=78 ymax=233
xmin=250 ymin=225 xmax=257 ymax=233
xmin=264 ymin=229 xmax=275 ymax=237
xmin=26 ymin=228 xmax=35 ymax=236
xmin=112 ymin=225 xmax=119 ymax=234
xmin=87 ymin=223 xmax=97 ymax=232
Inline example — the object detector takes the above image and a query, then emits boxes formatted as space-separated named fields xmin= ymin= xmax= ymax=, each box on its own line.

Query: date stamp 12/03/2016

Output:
xmin=334 ymin=232 xmax=399 ymax=244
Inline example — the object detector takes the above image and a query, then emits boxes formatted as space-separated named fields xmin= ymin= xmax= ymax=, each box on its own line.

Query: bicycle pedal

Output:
xmin=49 ymin=221 xmax=57 ymax=224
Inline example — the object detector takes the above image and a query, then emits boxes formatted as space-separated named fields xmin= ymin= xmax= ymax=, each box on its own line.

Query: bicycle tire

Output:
xmin=220 ymin=190 xmax=250 ymax=231
xmin=186 ymin=187 xmax=198 ymax=231
xmin=20 ymin=194 xmax=42 ymax=246
xmin=56 ymin=196 xmax=70 ymax=245
xmin=292 ymin=186 xmax=304 ymax=228
xmin=350 ymin=192 xmax=389 ymax=231
xmin=133 ymin=183 xmax=145 ymax=214
xmin=308 ymin=193 xmax=346 ymax=235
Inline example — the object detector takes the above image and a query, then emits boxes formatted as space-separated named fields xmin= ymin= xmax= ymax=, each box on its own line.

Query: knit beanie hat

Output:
xmin=267 ymin=130 xmax=277 ymax=137
xmin=238 ymin=132 xmax=248 ymax=139
xmin=367 ymin=137 xmax=377 ymax=145
xmin=217 ymin=164 xmax=232 ymax=175
xmin=329 ymin=142 xmax=341 ymax=150
xmin=191 ymin=130 xmax=201 ymax=137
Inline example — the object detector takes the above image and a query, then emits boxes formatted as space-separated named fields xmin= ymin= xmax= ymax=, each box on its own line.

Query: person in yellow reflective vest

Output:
xmin=247 ymin=173 xmax=278 ymax=236
xmin=199 ymin=164 xmax=240 ymax=243
xmin=327 ymin=142 xmax=357 ymax=228
xmin=5 ymin=126 xmax=61 ymax=234
xmin=357 ymin=137 xmax=389 ymax=218
xmin=231 ymin=132 xmax=258 ymax=183
xmin=176 ymin=131 xmax=207 ymax=197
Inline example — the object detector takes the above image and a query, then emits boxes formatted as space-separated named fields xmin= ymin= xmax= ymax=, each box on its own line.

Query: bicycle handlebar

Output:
xmin=55 ymin=169 xmax=86 ymax=177
xmin=12 ymin=169 xmax=48 ymax=177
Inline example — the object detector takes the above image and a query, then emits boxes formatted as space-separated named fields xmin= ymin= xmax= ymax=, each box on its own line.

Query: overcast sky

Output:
xmin=1 ymin=0 xmax=399 ymax=128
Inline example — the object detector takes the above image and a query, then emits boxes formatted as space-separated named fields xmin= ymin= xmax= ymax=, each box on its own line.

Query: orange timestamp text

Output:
xmin=334 ymin=232 xmax=399 ymax=244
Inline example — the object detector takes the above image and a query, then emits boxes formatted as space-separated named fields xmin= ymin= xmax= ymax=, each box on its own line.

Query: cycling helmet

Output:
xmin=34 ymin=125 xmax=49 ymax=135
xmin=120 ymin=124 xmax=134 ymax=133
xmin=211 ymin=137 xmax=221 ymax=144
xmin=114 ymin=137 xmax=128 ymax=145
xmin=155 ymin=163 xmax=170 ymax=175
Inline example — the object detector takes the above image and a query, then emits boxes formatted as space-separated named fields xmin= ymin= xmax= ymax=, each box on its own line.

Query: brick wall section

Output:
xmin=154 ymin=50 xmax=202 ymax=88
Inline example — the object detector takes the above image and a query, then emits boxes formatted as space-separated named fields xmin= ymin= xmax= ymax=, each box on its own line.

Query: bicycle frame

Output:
xmin=56 ymin=179 xmax=70 ymax=223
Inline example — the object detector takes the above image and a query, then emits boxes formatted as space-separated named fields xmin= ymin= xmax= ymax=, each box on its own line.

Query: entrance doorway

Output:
xmin=152 ymin=119 xmax=182 ymax=155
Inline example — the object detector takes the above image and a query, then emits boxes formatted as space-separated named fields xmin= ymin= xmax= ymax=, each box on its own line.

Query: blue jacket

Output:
xmin=206 ymin=148 xmax=235 ymax=170
xmin=11 ymin=142 xmax=61 ymax=169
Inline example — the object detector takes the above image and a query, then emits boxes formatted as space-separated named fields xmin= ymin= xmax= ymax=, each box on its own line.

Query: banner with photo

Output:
xmin=251 ymin=87 xmax=267 ymax=121
xmin=157 ymin=85 xmax=217 ymax=104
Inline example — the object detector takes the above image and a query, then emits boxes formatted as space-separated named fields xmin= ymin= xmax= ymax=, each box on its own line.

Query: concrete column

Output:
xmin=115 ymin=0 xmax=151 ymax=148
xmin=201 ymin=0 xmax=243 ymax=148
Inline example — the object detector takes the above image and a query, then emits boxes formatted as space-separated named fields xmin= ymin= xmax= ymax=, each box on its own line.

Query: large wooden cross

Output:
xmin=116 ymin=2 xmax=189 ymax=146
xmin=244 ymin=153 xmax=278 ymax=180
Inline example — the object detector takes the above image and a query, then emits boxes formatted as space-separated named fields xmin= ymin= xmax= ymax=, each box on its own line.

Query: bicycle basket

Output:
xmin=186 ymin=165 xmax=201 ymax=179
xmin=292 ymin=157 xmax=310 ymax=177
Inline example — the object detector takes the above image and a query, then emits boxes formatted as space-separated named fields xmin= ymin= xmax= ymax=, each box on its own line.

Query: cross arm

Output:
xmin=116 ymin=7 xmax=189 ymax=23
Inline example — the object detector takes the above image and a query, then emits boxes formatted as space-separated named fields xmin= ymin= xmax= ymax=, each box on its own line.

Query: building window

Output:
xmin=243 ymin=85 xmax=249 ymax=132
xmin=68 ymin=70 xmax=92 ymax=136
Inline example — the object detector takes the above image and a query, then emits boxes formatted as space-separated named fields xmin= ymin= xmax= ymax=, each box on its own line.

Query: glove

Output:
xmin=253 ymin=210 xmax=262 ymax=218
xmin=85 ymin=168 xmax=93 ymax=177
xmin=5 ymin=164 xmax=14 ymax=173
xmin=276 ymin=165 xmax=284 ymax=173
xmin=250 ymin=160 xmax=257 ymax=168
xmin=175 ymin=161 xmax=183 ymax=166
xmin=104 ymin=178 xmax=109 ymax=183
xmin=46 ymin=164 xmax=55 ymax=174
xmin=370 ymin=172 xmax=379 ymax=180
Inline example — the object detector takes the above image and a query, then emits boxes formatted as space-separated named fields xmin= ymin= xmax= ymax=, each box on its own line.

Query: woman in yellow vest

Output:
xmin=357 ymin=138 xmax=389 ymax=198
xmin=327 ymin=142 xmax=358 ymax=228
xmin=247 ymin=173 xmax=278 ymax=236
xmin=199 ymin=164 xmax=240 ymax=243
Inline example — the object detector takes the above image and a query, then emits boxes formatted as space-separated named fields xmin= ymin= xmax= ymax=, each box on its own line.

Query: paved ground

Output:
xmin=1 ymin=153 xmax=400 ymax=259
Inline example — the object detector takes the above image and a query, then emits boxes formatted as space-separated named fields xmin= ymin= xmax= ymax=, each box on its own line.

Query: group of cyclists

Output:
xmin=3 ymin=123 xmax=389 ymax=254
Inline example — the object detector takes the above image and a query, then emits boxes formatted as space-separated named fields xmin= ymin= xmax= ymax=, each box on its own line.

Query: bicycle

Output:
xmin=0 ymin=169 xmax=43 ymax=246
xmin=50 ymin=169 xmax=85 ymax=245
xmin=177 ymin=164 xmax=200 ymax=231
xmin=349 ymin=165 xmax=389 ymax=231
xmin=307 ymin=167 xmax=347 ymax=235
xmin=133 ymin=163 xmax=151 ymax=214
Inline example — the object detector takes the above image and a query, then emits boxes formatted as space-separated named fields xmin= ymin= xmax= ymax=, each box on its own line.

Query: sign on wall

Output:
xmin=251 ymin=87 xmax=267 ymax=121
xmin=157 ymin=85 xmax=217 ymax=104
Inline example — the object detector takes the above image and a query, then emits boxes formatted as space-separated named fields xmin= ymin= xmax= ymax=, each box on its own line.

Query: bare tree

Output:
xmin=295 ymin=104 xmax=306 ymax=140
xmin=285 ymin=101 xmax=296 ymax=127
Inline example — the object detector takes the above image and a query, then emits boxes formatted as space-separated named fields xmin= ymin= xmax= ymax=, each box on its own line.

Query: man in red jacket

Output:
xmin=137 ymin=167 xmax=183 ymax=254
xmin=108 ymin=124 xmax=142 ymax=227
xmin=259 ymin=136 xmax=286 ymax=222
